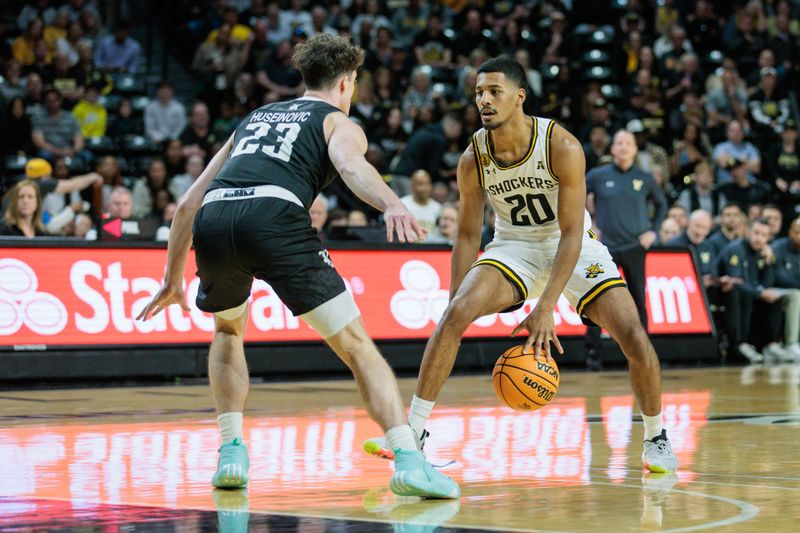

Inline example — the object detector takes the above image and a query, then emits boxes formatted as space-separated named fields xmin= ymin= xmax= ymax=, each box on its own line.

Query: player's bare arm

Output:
xmin=137 ymin=135 xmax=234 ymax=320
xmin=511 ymin=124 xmax=586 ymax=359
xmin=325 ymin=112 xmax=426 ymax=243
xmin=450 ymin=144 xmax=486 ymax=300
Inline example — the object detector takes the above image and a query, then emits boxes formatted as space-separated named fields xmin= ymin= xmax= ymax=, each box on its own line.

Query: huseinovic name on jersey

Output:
xmin=248 ymin=110 xmax=312 ymax=123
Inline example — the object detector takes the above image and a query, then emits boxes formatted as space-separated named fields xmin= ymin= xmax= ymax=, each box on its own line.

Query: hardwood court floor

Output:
xmin=0 ymin=365 xmax=799 ymax=531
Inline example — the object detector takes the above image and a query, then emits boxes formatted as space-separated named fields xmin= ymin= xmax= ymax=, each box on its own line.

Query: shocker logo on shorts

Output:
xmin=584 ymin=263 xmax=604 ymax=279
xmin=318 ymin=250 xmax=334 ymax=268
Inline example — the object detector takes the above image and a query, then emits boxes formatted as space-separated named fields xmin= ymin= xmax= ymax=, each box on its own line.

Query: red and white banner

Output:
xmin=0 ymin=248 xmax=711 ymax=347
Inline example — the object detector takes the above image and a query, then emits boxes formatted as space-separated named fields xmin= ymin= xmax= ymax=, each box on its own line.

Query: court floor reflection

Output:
xmin=0 ymin=367 xmax=799 ymax=531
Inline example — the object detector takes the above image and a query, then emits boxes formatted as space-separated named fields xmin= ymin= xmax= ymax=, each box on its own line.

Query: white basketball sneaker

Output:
xmin=642 ymin=429 xmax=679 ymax=473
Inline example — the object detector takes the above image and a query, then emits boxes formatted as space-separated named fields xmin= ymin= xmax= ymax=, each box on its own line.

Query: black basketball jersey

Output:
xmin=210 ymin=97 xmax=342 ymax=208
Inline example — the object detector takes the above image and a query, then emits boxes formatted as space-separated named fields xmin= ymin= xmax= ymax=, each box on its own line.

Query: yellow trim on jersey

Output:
xmin=485 ymin=116 xmax=538 ymax=170
xmin=576 ymin=277 xmax=626 ymax=316
xmin=472 ymin=259 xmax=529 ymax=300
xmin=587 ymin=229 xmax=598 ymax=240
xmin=544 ymin=120 xmax=559 ymax=181
xmin=471 ymin=132 xmax=485 ymax=188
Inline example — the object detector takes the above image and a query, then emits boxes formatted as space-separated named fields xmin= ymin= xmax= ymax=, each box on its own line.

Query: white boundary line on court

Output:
xmin=586 ymin=481 xmax=760 ymax=533
xmin=12 ymin=474 xmax=761 ymax=533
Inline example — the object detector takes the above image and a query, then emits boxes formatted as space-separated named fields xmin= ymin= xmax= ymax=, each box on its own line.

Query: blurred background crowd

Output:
xmin=1 ymin=0 xmax=799 ymax=363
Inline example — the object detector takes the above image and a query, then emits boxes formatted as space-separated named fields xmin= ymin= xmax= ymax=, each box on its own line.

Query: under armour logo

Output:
xmin=319 ymin=250 xmax=334 ymax=268
xmin=289 ymin=104 xmax=300 ymax=110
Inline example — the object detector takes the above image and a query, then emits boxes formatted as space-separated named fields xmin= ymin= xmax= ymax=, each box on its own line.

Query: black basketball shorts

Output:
xmin=192 ymin=196 xmax=346 ymax=317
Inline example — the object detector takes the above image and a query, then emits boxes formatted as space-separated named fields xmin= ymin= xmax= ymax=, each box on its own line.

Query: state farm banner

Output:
xmin=0 ymin=248 xmax=711 ymax=347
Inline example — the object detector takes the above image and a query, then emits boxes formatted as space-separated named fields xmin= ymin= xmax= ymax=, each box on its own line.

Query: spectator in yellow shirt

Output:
xmin=205 ymin=7 xmax=252 ymax=45
xmin=43 ymin=8 xmax=69 ymax=51
xmin=72 ymin=84 xmax=107 ymax=139
xmin=12 ymin=18 xmax=45 ymax=66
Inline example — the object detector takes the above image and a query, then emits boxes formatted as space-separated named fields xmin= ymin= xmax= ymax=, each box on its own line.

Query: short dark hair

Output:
xmin=753 ymin=217 xmax=771 ymax=228
xmin=292 ymin=33 xmax=365 ymax=90
xmin=476 ymin=56 xmax=527 ymax=89
xmin=43 ymin=88 xmax=62 ymax=101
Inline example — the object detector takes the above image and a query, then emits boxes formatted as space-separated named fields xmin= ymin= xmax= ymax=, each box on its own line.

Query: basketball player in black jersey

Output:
xmin=137 ymin=34 xmax=459 ymax=499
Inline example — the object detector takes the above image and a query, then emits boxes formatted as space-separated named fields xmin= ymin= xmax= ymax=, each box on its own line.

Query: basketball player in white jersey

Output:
xmin=367 ymin=57 xmax=679 ymax=472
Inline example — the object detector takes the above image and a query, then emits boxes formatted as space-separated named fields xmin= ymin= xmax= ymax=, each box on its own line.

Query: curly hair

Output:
xmin=292 ymin=33 xmax=365 ymax=90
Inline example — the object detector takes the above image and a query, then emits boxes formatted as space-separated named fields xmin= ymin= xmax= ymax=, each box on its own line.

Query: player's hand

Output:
xmin=511 ymin=304 xmax=563 ymax=362
xmin=761 ymin=244 xmax=774 ymax=263
xmin=136 ymin=283 xmax=189 ymax=321
xmin=761 ymin=288 xmax=782 ymax=303
xmin=639 ymin=230 xmax=657 ymax=249
xmin=384 ymin=203 xmax=428 ymax=243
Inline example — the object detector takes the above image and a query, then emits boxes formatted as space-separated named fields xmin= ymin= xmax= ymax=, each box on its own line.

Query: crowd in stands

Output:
xmin=1 ymin=0 xmax=799 ymax=363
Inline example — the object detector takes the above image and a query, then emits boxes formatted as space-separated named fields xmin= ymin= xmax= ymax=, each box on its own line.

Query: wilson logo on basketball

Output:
xmin=522 ymin=375 xmax=556 ymax=401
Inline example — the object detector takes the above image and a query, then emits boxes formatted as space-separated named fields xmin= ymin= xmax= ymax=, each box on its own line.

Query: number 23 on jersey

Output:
xmin=230 ymin=121 xmax=301 ymax=162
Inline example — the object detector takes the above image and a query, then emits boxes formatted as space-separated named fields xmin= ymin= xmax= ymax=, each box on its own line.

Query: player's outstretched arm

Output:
xmin=511 ymin=124 xmax=585 ymax=359
xmin=137 ymin=136 xmax=234 ymax=321
xmin=449 ymin=145 xmax=486 ymax=300
xmin=326 ymin=113 xmax=426 ymax=242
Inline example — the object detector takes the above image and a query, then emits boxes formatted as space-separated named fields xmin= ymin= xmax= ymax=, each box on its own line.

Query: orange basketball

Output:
xmin=492 ymin=345 xmax=560 ymax=411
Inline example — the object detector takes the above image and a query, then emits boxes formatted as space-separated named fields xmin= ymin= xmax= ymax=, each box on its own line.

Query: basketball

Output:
xmin=492 ymin=345 xmax=560 ymax=411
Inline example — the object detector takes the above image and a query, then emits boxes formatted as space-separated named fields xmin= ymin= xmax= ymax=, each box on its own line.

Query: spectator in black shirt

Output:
xmin=242 ymin=19 xmax=272 ymax=75
xmin=1 ymin=97 xmax=34 ymax=156
xmin=180 ymin=101 xmax=217 ymax=161
xmin=663 ymin=53 xmax=704 ymax=110
xmin=540 ymin=11 xmax=571 ymax=66
xmin=364 ymin=26 xmax=394 ymax=71
xmin=677 ymin=162 xmax=726 ymax=219
xmin=373 ymin=107 xmax=408 ymax=164
xmin=686 ymin=0 xmax=722 ymax=56
xmin=718 ymin=158 xmax=771 ymax=214
xmin=255 ymin=41 xmax=303 ymax=104
xmin=768 ymin=12 xmax=797 ymax=74
xmin=0 ymin=179 xmax=46 ymax=237
xmin=392 ymin=112 xmax=462 ymax=195
xmin=724 ymin=7 xmax=766 ymax=76
xmin=107 ymin=98 xmax=142 ymax=141
xmin=350 ymin=78 xmax=383 ymax=133
xmin=452 ymin=9 xmax=498 ymax=65
xmin=413 ymin=13 xmax=452 ymax=68
xmin=765 ymin=119 xmax=800 ymax=196
xmin=749 ymin=67 xmax=790 ymax=149
xmin=579 ymin=98 xmax=621 ymax=143
xmin=583 ymin=126 xmax=610 ymax=171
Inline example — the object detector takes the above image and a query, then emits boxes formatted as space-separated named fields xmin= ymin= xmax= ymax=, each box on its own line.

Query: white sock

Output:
xmin=217 ymin=412 xmax=243 ymax=444
xmin=386 ymin=425 xmax=418 ymax=452
xmin=408 ymin=395 xmax=435 ymax=437
xmin=641 ymin=412 xmax=663 ymax=441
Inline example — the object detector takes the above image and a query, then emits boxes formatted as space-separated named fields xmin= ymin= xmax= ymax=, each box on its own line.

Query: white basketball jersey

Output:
xmin=471 ymin=116 xmax=591 ymax=242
